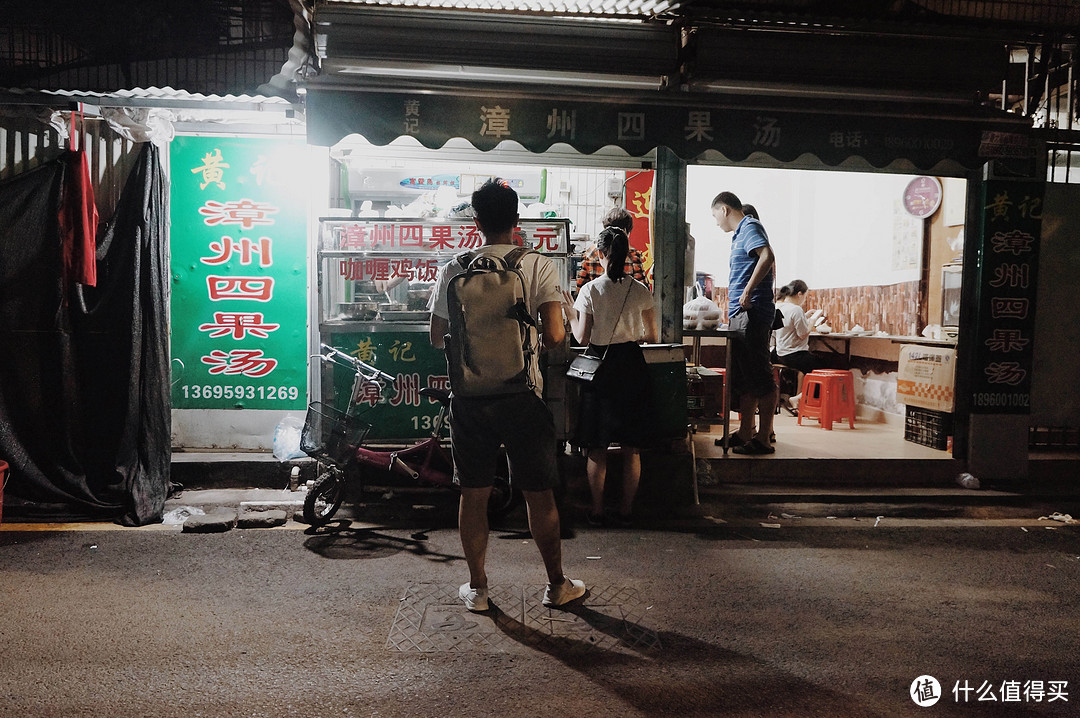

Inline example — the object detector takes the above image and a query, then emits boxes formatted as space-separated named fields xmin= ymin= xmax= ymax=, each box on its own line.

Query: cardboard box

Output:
xmin=897 ymin=345 xmax=955 ymax=412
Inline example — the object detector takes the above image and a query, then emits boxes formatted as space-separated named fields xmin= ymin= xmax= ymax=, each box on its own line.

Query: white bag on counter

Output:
xmin=683 ymin=286 xmax=722 ymax=330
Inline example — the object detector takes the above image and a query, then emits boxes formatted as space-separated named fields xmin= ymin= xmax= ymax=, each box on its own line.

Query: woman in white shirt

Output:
xmin=772 ymin=279 xmax=827 ymax=404
xmin=562 ymin=226 xmax=658 ymax=528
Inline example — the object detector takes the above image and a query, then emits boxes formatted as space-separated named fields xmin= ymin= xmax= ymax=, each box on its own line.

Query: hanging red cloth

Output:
xmin=59 ymin=105 xmax=99 ymax=288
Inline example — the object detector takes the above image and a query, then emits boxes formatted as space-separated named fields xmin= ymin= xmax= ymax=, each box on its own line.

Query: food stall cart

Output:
xmin=316 ymin=216 xmax=572 ymax=442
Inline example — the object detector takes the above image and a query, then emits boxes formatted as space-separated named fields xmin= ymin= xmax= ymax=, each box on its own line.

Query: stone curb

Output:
xmin=237 ymin=509 xmax=289 ymax=529
xmin=181 ymin=508 xmax=238 ymax=533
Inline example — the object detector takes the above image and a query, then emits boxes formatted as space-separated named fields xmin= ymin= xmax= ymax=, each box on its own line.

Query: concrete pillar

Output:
xmin=652 ymin=147 xmax=687 ymax=343
xmin=960 ymin=173 xmax=1044 ymax=482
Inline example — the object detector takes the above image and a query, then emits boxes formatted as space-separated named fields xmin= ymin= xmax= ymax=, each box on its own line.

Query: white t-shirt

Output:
xmin=430 ymin=244 xmax=563 ymax=395
xmin=773 ymin=301 xmax=811 ymax=356
xmin=574 ymin=274 xmax=655 ymax=345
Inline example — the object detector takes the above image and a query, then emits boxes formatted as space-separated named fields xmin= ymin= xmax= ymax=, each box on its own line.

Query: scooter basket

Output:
xmin=301 ymin=401 xmax=371 ymax=467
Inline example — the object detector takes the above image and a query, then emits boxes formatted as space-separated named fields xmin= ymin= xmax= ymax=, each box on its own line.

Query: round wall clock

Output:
xmin=902 ymin=176 xmax=942 ymax=219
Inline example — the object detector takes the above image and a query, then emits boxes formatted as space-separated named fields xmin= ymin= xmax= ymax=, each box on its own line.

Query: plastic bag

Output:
xmin=683 ymin=285 xmax=722 ymax=330
xmin=273 ymin=415 xmax=305 ymax=461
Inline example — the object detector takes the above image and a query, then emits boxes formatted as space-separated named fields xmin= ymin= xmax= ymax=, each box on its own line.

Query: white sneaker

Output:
xmin=458 ymin=582 xmax=489 ymax=612
xmin=542 ymin=577 xmax=586 ymax=607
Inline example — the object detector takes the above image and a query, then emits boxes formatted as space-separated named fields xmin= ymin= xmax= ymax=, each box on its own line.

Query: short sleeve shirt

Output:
xmin=773 ymin=301 xmax=811 ymax=356
xmin=430 ymin=244 xmax=563 ymax=395
xmin=728 ymin=216 xmax=775 ymax=321
xmin=574 ymin=275 xmax=655 ymax=345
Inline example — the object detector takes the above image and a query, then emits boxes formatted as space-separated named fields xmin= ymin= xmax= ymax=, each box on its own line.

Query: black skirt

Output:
xmin=573 ymin=341 xmax=653 ymax=449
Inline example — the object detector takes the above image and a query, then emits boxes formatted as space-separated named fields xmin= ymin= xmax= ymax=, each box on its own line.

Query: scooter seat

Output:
xmin=419 ymin=387 xmax=451 ymax=404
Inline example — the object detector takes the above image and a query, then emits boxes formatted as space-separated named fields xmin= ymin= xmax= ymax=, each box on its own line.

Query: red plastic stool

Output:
xmin=797 ymin=370 xmax=856 ymax=430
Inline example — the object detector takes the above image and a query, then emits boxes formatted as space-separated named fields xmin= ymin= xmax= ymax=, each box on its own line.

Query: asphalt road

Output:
xmin=1 ymin=517 xmax=1078 ymax=718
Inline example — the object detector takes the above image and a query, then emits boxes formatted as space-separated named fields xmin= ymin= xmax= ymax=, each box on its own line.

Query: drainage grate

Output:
xmin=387 ymin=583 xmax=660 ymax=655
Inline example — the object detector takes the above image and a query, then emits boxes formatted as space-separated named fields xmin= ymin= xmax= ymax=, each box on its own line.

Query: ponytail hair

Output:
xmin=777 ymin=279 xmax=809 ymax=299
xmin=597 ymin=226 xmax=630 ymax=281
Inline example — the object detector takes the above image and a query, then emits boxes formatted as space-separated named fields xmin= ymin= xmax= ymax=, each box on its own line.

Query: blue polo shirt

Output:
xmin=728 ymin=216 xmax=774 ymax=320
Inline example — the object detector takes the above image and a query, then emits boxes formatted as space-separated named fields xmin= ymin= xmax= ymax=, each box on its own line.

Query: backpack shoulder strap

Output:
xmin=501 ymin=246 xmax=538 ymax=328
xmin=503 ymin=246 xmax=536 ymax=269
xmin=454 ymin=251 xmax=476 ymax=269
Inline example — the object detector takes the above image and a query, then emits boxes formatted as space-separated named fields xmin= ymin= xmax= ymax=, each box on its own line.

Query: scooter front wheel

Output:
xmin=303 ymin=469 xmax=346 ymax=526
xmin=487 ymin=460 xmax=520 ymax=519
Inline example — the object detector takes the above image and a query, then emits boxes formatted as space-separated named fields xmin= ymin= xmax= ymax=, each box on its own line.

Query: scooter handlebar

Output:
xmin=317 ymin=344 xmax=396 ymax=384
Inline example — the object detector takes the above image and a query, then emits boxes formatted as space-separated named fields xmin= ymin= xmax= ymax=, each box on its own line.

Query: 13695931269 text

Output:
xmin=177 ymin=384 xmax=301 ymax=401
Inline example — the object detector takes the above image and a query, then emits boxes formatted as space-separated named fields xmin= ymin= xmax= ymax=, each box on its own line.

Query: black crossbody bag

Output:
xmin=566 ymin=280 xmax=633 ymax=383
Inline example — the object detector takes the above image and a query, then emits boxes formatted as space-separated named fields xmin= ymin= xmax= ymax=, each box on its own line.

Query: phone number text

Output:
xmin=973 ymin=392 xmax=1029 ymax=408
xmin=178 ymin=384 xmax=301 ymax=401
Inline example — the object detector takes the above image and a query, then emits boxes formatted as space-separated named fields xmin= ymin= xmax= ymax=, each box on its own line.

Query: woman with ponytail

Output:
xmin=772 ymin=279 xmax=827 ymax=409
xmin=562 ymin=226 xmax=658 ymax=527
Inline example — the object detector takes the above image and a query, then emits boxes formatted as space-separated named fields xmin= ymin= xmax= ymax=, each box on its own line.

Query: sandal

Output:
xmin=731 ymin=438 xmax=776 ymax=455
xmin=714 ymin=433 xmax=747 ymax=448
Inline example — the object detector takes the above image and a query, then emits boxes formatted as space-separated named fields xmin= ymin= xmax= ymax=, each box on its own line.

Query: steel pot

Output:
xmin=406 ymin=287 xmax=433 ymax=310
xmin=337 ymin=301 xmax=380 ymax=321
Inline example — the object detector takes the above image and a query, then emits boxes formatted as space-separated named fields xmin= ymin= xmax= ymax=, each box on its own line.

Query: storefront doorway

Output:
xmin=686 ymin=165 xmax=967 ymax=462
xmin=317 ymin=136 xmax=663 ymax=444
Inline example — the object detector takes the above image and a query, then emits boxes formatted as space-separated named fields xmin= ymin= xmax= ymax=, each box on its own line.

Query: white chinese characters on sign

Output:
xmin=480 ymin=105 xmax=511 ymax=139
xmin=953 ymin=679 xmax=1068 ymax=703
xmin=546 ymin=109 xmax=576 ymax=140
xmin=753 ymin=116 xmax=781 ymax=148
xmin=404 ymin=99 xmax=420 ymax=135
xmin=685 ymin=111 xmax=713 ymax=142
xmin=828 ymin=130 xmax=865 ymax=149
xmin=617 ymin=112 xmax=645 ymax=141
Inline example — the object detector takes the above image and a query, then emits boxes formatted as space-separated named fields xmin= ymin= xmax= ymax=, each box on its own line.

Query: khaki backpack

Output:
xmin=445 ymin=246 xmax=537 ymax=397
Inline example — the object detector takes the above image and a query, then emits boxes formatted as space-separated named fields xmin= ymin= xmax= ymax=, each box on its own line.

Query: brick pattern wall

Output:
xmin=712 ymin=280 xmax=920 ymax=336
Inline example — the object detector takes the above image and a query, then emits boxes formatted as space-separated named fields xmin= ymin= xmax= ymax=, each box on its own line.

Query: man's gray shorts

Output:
xmin=449 ymin=391 xmax=560 ymax=492
xmin=731 ymin=309 xmax=778 ymax=400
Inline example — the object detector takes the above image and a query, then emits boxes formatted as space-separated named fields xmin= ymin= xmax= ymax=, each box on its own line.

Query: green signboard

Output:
xmin=307 ymin=87 xmax=1019 ymax=170
xmin=170 ymin=136 xmax=308 ymax=410
xmin=326 ymin=332 xmax=447 ymax=440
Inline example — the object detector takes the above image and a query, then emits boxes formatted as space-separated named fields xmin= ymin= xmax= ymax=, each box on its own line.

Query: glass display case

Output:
xmin=941 ymin=262 xmax=962 ymax=328
xmin=317 ymin=216 xmax=572 ymax=441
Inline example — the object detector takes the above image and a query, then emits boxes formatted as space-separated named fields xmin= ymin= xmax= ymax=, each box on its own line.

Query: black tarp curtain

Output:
xmin=0 ymin=143 xmax=171 ymax=525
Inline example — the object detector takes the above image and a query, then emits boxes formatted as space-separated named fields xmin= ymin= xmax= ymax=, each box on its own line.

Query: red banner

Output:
xmin=623 ymin=170 xmax=654 ymax=275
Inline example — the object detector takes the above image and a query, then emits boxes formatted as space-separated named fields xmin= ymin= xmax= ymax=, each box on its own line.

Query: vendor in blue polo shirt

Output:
xmin=710 ymin=191 xmax=778 ymax=455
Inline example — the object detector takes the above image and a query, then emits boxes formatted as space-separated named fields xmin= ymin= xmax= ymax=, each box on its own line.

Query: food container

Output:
xmin=406 ymin=286 xmax=433 ymax=310
xmin=353 ymin=280 xmax=379 ymax=294
xmin=337 ymin=301 xmax=380 ymax=321
xmin=379 ymin=310 xmax=431 ymax=322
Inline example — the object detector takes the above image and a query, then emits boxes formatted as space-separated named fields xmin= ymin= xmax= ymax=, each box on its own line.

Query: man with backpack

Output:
xmin=428 ymin=178 xmax=586 ymax=612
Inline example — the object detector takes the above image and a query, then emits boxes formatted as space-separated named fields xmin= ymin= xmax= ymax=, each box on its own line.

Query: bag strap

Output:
xmin=590 ymin=278 xmax=635 ymax=361
xmin=499 ymin=246 xmax=538 ymax=328
xmin=503 ymin=245 xmax=535 ymax=269
xmin=455 ymin=250 xmax=476 ymax=269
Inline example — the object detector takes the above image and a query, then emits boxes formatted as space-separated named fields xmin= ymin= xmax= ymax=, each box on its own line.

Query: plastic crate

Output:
xmin=686 ymin=367 xmax=725 ymax=421
xmin=301 ymin=402 xmax=371 ymax=467
xmin=904 ymin=405 xmax=952 ymax=450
